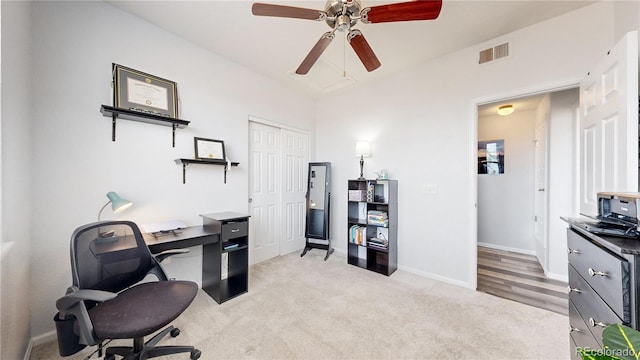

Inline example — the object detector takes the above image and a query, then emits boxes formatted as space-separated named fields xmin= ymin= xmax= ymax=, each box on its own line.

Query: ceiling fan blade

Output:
xmin=348 ymin=29 xmax=381 ymax=72
xmin=361 ymin=0 xmax=442 ymax=24
xmin=296 ymin=32 xmax=335 ymax=75
xmin=252 ymin=3 xmax=326 ymax=21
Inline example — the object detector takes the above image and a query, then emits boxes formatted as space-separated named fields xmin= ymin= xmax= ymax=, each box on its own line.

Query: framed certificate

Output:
xmin=112 ymin=64 xmax=178 ymax=118
xmin=194 ymin=137 xmax=226 ymax=161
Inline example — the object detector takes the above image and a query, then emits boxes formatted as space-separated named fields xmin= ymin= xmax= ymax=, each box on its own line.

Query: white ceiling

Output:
xmin=107 ymin=0 xmax=595 ymax=98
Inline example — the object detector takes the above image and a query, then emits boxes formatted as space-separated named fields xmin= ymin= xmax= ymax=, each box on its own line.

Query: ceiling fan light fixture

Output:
xmin=498 ymin=105 xmax=514 ymax=116
xmin=336 ymin=14 xmax=352 ymax=31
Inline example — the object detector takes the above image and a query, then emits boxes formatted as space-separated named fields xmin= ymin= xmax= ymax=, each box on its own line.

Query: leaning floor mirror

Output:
xmin=300 ymin=162 xmax=333 ymax=260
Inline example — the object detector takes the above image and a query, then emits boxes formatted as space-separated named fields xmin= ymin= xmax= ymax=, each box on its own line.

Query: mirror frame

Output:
xmin=305 ymin=162 xmax=331 ymax=240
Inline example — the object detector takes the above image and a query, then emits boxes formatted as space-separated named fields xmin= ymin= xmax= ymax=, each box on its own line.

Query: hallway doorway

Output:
xmin=476 ymin=88 xmax=578 ymax=305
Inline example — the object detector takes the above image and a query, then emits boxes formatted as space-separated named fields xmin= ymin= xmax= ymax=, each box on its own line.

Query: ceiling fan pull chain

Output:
xmin=343 ymin=34 xmax=347 ymax=77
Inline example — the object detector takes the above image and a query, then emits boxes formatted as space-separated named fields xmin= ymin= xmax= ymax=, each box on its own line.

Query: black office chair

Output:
xmin=54 ymin=220 xmax=202 ymax=360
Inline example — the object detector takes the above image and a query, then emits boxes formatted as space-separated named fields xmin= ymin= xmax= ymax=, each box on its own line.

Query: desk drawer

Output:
xmin=567 ymin=229 xmax=630 ymax=321
xmin=222 ymin=221 xmax=248 ymax=240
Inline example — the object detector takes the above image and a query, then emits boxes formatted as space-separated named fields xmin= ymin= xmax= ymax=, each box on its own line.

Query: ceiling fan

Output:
xmin=251 ymin=0 xmax=442 ymax=75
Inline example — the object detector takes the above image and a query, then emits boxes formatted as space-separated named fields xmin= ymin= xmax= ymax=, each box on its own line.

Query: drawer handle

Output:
xmin=567 ymin=248 xmax=580 ymax=254
xmin=588 ymin=268 xmax=607 ymax=277
xmin=567 ymin=286 xmax=581 ymax=293
xmin=569 ymin=325 xmax=581 ymax=333
xmin=231 ymin=229 xmax=240 ymax=233
xmin=588 ymin=317 xmax=607 ymax=328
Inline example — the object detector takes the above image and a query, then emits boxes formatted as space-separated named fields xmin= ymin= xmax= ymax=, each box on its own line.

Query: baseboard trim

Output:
xmin=24 ymin=330 xmax=57 ymax=360
xmin=32 ymin=329 xmax=57 ymax=346
xmin=334 ymin=248 xmax=472 ymax=289
xmin=397 ymin=265 xmax=472 ymax=289
xmin=544 ymin=270 xmax=568 ymax=283
xmin=23 ymin=340 xmax=33 ymax=360
xmin=477 ymin=242 xmax=536 ymax=256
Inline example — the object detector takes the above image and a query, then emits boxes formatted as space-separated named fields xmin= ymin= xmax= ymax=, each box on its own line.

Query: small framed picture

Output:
xmin=112 ymin=63 xmax=178 ymax=118
xmin=194 ymin=137 xmax=225 ymax=161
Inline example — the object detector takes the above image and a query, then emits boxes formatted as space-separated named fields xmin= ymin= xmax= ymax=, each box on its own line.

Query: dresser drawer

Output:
xmin=569 ymin=336 xmax=581 ymax=360
xmin=567 ymin=229 xmax=630 ymax=321
xmin=569 ymin=265 xmax=623 ymax=344
xmin=569 ymin=299 xmax=600 ymax=352
xmin=222 ymin=221 xmax=248 ymax=240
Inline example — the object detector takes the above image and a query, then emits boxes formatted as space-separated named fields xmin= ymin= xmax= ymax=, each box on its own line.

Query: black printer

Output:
xmin=579 ymin=192 xmax=640 ymax=238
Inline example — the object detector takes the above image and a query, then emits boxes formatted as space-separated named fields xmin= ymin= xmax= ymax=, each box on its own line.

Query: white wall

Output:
xmin=477 ymin=110 xmax=536 ymax=253
xmin=28 ymin=1 xmax=315 ymax=338
xmin=316 ymin=1 xmax=618 ymax=286
xmin=1 ymin=1 xmax=33 ymax=359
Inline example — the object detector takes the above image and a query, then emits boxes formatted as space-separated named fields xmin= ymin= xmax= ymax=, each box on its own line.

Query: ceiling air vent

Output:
xmin=479 ymin=42 xmax=510 ymax=64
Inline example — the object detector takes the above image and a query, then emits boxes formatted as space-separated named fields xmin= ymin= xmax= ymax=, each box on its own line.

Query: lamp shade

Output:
xmin=106 ymin=191 xmax=133 ymax=213
xmin=355 ymin=141 xmax=371 ymax=157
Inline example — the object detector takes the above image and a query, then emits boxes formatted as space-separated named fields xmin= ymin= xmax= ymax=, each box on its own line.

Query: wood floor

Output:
xmin=477 ymin=246 xmax=568 ymax=315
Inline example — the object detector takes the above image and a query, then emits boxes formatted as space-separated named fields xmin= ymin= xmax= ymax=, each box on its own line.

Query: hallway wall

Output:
xmin=477 ymin=108 xmax=537 ymax=253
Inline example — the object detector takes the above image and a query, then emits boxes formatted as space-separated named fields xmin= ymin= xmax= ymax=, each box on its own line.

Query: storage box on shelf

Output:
xmin=347 ymin=179 xmax=397 ymax=276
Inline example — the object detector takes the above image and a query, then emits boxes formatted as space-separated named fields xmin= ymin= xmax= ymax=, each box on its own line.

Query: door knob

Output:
xmin=248 ymin=198 xmax=253 ymax=203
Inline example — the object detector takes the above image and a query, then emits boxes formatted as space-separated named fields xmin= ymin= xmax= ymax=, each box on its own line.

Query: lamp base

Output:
xmin=358 ymin=155 xmax=365 ymax=180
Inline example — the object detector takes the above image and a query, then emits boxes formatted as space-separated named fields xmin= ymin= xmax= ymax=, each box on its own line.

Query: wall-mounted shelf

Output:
xmin=174 ymin=158 xmax=239 ymax=184
xmin=100 ymin=105 xmax=190 ymax=147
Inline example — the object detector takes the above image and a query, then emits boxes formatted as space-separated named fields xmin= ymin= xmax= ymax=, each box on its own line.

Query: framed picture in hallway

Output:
xmin=477 ymin=139 xmax=504 ymax=174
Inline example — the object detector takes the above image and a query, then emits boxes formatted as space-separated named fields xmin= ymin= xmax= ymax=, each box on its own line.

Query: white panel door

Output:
xmin=249 ymin=122 xmax=280 ymax=264
xmin=579 ymin=31 xmax=638 ymax=216
xmin=280 ymin=129 xmax=309 ymax=255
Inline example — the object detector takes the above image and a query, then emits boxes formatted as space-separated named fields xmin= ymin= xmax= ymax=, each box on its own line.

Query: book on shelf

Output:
xmin=349 ymin=225 xmax=367 ymax=246
xmin=368 ymin=237 xmax=388 ymax=250
xmin=367 ymin=220 xmax=388 ymax=227
xmin=367 ymin=210 xmax=388 ymax=227
xmin=368 ymin=237 xmax=388 ymax=245
xmin=368 ymin=242 xmax=388 ymax=250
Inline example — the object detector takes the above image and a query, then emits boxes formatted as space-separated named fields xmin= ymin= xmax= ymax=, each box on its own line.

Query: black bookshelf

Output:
xmin=347 ymin=179 xmax=397 ymax=276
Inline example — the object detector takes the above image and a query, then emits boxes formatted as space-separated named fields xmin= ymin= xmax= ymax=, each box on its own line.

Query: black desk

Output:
xmin=143 ymin=212 xmax=250 ymax=304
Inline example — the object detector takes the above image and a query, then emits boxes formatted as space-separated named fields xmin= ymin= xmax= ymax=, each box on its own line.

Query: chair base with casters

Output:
xmin=103 ymin=325 xmax=201 ymax=360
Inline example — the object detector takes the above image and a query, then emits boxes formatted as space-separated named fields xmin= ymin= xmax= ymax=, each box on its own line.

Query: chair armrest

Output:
xmin=55 ymin=287 xmax=115 ymax=347
xmin=56 ymin=289 xmax=117 ymax=311
xmin=154 ymin=248 xmax=189 ymax=263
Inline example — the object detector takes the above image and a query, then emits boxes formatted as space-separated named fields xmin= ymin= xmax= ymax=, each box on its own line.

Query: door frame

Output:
xmin=468 ymin=79 xmax=580 ymax=290
xmin=248 ymin=115 xmax=311 ymax=263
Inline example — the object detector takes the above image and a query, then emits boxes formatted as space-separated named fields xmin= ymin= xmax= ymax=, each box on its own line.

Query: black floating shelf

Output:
xmin=174 ymin=158 xmax=239 ymax=184
xmin=100 ymin=105 xmax=190 ymax=147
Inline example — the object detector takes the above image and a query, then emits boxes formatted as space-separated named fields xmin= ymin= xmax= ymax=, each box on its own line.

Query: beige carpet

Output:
xmin=31 ymin=250 xmax=569 ymax=359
